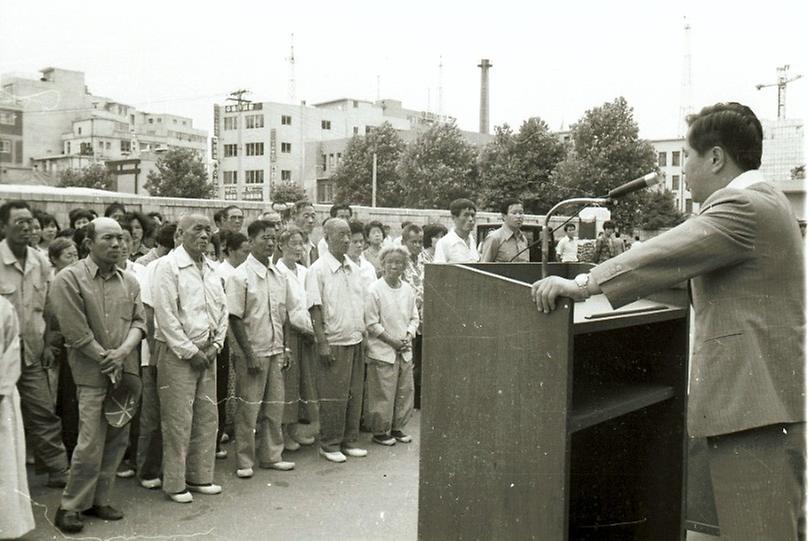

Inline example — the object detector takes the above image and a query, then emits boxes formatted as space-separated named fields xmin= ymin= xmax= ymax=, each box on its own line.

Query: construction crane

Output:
xmin=755 ymin=65 xmax=802 ymax=119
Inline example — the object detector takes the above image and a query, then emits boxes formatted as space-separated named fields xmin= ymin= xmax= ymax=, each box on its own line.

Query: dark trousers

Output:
xmin=413 ymin=334 xmax=423 ymax=409
xmin=55 ymin=347 xmax=79 ymax=459
xmin=216 ymin=337 xmax=231 ymax=446
xmin=707 ymin=421 xmax=806 ymax=541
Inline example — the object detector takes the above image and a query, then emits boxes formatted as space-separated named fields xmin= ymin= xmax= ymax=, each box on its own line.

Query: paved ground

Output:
xmin=20 ymin=410 xmax=717 ymax=540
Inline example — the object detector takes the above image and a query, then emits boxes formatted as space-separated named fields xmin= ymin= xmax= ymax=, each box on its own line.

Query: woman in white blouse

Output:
xmin=276 ymin=226 xmax=318 ymax=450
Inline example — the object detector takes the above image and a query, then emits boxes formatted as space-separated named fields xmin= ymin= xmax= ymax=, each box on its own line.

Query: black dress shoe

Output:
xmin=83 ymin=505 xmax=124 ymax=520
xmin=55 ymin=507 xmax=84 ymax=533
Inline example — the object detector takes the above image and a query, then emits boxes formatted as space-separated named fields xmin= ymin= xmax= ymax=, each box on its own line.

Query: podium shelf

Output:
xmin=569 ymin=383 xmax=676 ymax=433
xmin=574 ymin=295 xmax=687 ymax=335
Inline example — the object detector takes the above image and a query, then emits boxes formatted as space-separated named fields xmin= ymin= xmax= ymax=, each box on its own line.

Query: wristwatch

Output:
xmin=573 ymin=273 xmax=592 ymax=298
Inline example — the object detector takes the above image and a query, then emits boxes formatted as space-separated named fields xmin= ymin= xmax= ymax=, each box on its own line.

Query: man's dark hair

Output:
xmin=104 ymin=202 xmax=127 ymax=217
xmin=294 ymin=200 xmax=314 ymax=214
xmin=402 ymin=223 xmax=423 ymax=240
xmin=602 ymin=220 xmax=616 ymax=231
xmin=422 ymin=223 xmax=448 ymax=248
xmin=213 ymin=209 xmax=225 ymax=227
xmin=156 ymin=222 xmax=178 ymax=250
xmin=686 ymin=102 xmax=763 ymax=171
xmin=349 ymin=220 xmax=365 ymax=237
xmin=118 ymin=221 xmax=133 ymax=236
xmin=72 ymin=227 xmax=90 ymax=259
xmin=69 ymin=209 xmax=94 ymax=228
xmin=329 ymin=203 xmax=353 ymax=218
xmin=364 ymin=220 xmax=386 ymax=239
xmin=148 ymin=211 xmax=164 ymax=222
xmin=449 ymin=198 xmax=476 ymax=217
xmin=499 ymin=199 xmax=523 ymax=215
xmin=223 ymin=204 xmax=242 ymax=216
xmin=246 ymin=219 xmax=276 ymax=239
xmin=224 ymin=232 xmax=248 ymax=255
xmin=0 ymin=200 xmax=31 ymax=225
xmin=564 ymin=223 xmax=576 ymax=232
xmin=57 ymin=228 xmax=75 ymax=239
xmin=401 ymin=220 xmax=412 ymax=229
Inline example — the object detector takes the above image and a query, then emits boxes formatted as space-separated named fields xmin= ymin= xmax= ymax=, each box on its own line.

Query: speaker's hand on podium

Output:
xmin=531 ymin=276 xmax=588 ymax=314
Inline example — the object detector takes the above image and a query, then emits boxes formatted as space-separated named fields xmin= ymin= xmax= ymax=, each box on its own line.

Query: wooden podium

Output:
xmin=418 ymin=262 xmax=689 ymax=540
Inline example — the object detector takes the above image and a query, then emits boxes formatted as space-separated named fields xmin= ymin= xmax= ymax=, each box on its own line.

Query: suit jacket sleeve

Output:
xmin=590 ymin=189 xmax=758 ymax=309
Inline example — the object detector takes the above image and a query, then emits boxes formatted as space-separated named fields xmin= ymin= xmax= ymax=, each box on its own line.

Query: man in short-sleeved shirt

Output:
xmin=479 ymin=199 xmax=529 ymax=263
xmin=433 ymin=199 xmax=479 ymax=264
xmin=305 ymin=218 xmax=367 ymax=463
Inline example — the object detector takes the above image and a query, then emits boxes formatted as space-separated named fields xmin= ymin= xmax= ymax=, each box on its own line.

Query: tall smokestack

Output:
xmin=478 ymin=58 xmax=492 ymax=134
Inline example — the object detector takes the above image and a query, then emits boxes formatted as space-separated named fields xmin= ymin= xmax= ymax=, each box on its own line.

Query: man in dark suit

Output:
xmin=531 ymin=102 xmax=805 ymax=540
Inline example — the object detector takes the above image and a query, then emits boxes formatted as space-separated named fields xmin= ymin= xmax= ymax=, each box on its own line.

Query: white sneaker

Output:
xmin=294 ymin=433 xmax=316 ymax=446
xmin=284 ymin=438 xmax=301 ymax=452
xmin=116 ymin=467 xmax=135 ymax=479
xmin=262 ymin=461 xmax=295 ymax=471
xmin=342 ymin=447 xmax=368 ymax=458
xmin=236 ymin=468 xmax=254 ymax=478
xmin=168 ymin=491 xmax=193 ymax=504
xmin=318 ymin=448 xmax=347 ymax=463
xmin=187 ymin=483 xmax=222 ymax=495
xmin=140 ymin=478 xmax=162 ymax=489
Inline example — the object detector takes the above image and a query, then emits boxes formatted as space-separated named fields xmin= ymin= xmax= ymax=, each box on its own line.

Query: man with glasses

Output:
xmin=221 ymin=205 xmax=245 ymax=234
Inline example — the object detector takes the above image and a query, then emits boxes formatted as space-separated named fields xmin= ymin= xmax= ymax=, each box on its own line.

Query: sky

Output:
xmin=1 ymin=0 xmax=807 ymax=142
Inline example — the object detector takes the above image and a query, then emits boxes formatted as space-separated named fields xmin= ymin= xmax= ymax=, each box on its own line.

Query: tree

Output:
xmin=549 ymin=97 xmax=658 ymax=230
xmin=478 ymin=118 xmax=567 ymax=214
xmin=636 ymin=190 xmax=685 ymax=230
xmin=144 ymin=148 xmax=214 ymax=199
xmin=791 ymin=164 xmax=805 ymax=180
xmin=398 ymin=122 xmax=479 ymax=209
xmin=58 ymin=163 xmax=114 ymax=191
xmin=271 ymin=181 xmax=306 ymax=204
xmin=332 ymin=122 xmax=406 ymax=207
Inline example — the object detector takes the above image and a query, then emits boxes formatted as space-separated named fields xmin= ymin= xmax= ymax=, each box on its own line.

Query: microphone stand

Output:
xmin=541 ymin=197 xmax=610 ymax=278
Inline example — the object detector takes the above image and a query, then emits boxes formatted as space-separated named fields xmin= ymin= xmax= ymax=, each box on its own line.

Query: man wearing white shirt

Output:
xmin=555 ymin=224 xmax=579 ymax=263
xmin=152 ymin=214 xmax=228 ymax=503
xmin=433 ymin=199 xmax=479 ymax=264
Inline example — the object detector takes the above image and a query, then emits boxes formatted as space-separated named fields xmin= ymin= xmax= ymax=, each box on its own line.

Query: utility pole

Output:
xmin=371 ymin=151 xmax=378 ymax=207
xmin=227 ymin=89 xmax=250 ymax=200
xmin=756 ymin=65 xmax=803 ymax=119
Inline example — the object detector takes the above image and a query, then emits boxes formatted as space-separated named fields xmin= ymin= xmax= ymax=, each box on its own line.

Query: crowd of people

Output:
xmin=0 ymin=195 xmax=482 ymax=537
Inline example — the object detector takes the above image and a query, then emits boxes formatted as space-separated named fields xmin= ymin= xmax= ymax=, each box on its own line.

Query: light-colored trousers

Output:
xmin=0 ymin=387 xmax=35 ymax=539
xmin=316 ymin=343 xmax=363 ymax=453
xmin=61 ymin=385 xmax=130 ymax=512
xmin=157 ymin=343 xmax=217 ymax=495
xmin=234 ymin=354 xmax=285 ymax=468
xmin=17 ymin=361 xmax=68 ymax=474
xmin=364 ymin=355 xmax=414 ymax=435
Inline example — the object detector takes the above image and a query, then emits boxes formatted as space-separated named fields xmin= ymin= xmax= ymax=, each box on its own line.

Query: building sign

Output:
xmin=211 ymin=136 xmax=218 ymax=160
xmin=243 ymin=185 xmax=264 ymax=201
xmin=224 ymin=102 xmax=263 ymax=113
xmin=270 ymin=129 xmax=277 ymax=162
xmin=213 ymin=105 xmax=220 ymax=138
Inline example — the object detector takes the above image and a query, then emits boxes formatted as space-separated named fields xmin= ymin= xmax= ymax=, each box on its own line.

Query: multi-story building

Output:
xmin=0 ymin=67 xmax=207 ymax=189
xmin=212 ymin=97 xmax=459 ymax=202
xmin=760 ymin=118 xmax=804 ymax=182
xmin=650 ymin=138 xmax=694 ymax=214
xmin=0 ymin=98 xmax=24 ymax=184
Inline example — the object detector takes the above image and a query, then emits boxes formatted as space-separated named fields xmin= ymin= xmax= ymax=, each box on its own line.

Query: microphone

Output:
xmin=607 ymin=172 xmax=662 ymax=200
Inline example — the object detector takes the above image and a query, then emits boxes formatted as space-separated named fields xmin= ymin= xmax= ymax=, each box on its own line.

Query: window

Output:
xmin=658 ymin=152 xmax=667 ymax=166
xmin=0 ymin=111 xmax=14 ymax=125
xmin=224 ymin=144 xmax=239 ymax=157
xmin=66 ymin=142 xmax=71 ymax=154
xmin=672 ymin=151 xmax=681 ymax=167
xmin=672 ymin=175 xmax=680 ymax=191
xmin=99 ymin=142 xmax=104 ymax=149
xmin=685 ymin=199 xmax=693 ymax=214
xmin=246 ymin=114 xmax=264 ymax=129
xmin=80 ymin=142 xmax=93 ymax=155
xmin=157 ymin=118 xmax=162 ymax=123
xmin=317 ymin=179 xmax=335 ymax=203
xmin=148 ymin=118 xmax=154 ymax=124
xmin=321 ymin=120 xmax=331 ymax=130
xmin=353 ymin=126 xmax=359 ymax=135
xmin=352 ymin=100 xmax=358 ymax=108
xmin=105 ymin=142 xmax=111 ymax=150
xmin=281 ymin=115 xmax=292 ymax=125
xmin=281 ymin=170 xmax=291 ymax=181
xmin=328 ymin=153 xmax=334 ymax=168
xmin=365 ymin=126 xmax=372 ymax=134
xmin=121 ymin=140 xmax=131 ymax=153
xmin=245 ymin=170 xmax=264 ymax=184
xmin=223 ymin=171 xmax=238 ymax=184
xmin=0 ymin=139 xmax=10 ymax=153
xmin=245 ymin=142 xmax=264 ymax=156
xmin=224 ymin=116 xmax=238 ymax=130
xmin=78 ymin=127 xmax=82 ymax=135
xmin=281 ymin=142 xmax=291 ymax=153
xmin=173 ymin=119 xmax=177 ymax=124
xmin=336 ymin=152 xmax=342 ymax=164
xmin=321 ymin=154 xmax=327 ymax=171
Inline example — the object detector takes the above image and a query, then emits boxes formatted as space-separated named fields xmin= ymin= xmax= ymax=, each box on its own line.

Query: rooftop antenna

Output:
xmin=677 ymin=17 xmax=693 ymax=137
xmin=286 ymin=33 xmax=296 ymax=104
